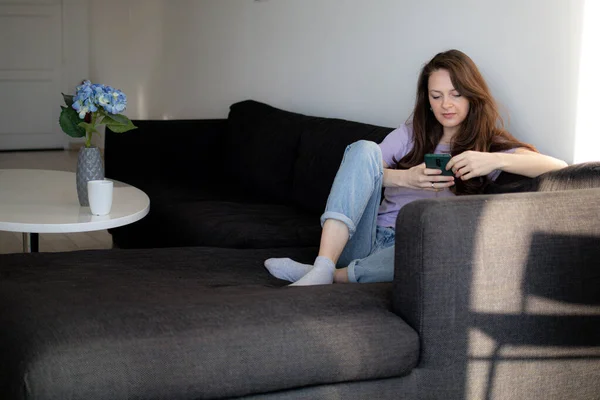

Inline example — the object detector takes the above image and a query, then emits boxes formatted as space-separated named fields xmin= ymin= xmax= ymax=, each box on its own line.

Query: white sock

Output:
xmin=264 ymin=258 xmax=313 ymax=282
xmin=290 ymin=256 xmax=335 ymax=286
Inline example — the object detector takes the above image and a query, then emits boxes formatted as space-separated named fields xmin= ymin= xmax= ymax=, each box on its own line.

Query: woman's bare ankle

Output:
xmin=334 ymin=267 xmax=350 ymax=283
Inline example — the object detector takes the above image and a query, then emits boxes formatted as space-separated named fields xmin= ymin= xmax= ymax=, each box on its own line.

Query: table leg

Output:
xmin=22 ymin=233 xmax=39 ymax=253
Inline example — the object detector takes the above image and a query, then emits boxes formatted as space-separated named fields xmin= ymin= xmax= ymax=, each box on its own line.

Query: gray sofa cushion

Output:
xmin=0 ymin=247 xmax=419 ymax=400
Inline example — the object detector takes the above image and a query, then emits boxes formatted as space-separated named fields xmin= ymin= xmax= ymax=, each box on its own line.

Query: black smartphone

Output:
xmin=424 ymin=153 xmax=453 ymax=176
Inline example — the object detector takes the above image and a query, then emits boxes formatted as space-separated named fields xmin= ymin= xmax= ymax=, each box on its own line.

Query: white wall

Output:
xmin=62 ymin=0 xmax=90 ymax=148
xmin=90 ymin=0 xmax=584 ymax=162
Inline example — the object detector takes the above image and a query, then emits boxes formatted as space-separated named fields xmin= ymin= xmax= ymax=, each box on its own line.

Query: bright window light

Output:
xmin=574 ymin=0 xmax=600 ymax=163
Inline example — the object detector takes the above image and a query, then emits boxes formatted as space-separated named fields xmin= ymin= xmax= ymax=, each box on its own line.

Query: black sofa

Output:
xmin=103 ymin=99 xmax=535 ymax=251
xmin=1 ymin=101 xmax=599 ymax=399
xmin=104 ymin=100 xmax=393 ymax=250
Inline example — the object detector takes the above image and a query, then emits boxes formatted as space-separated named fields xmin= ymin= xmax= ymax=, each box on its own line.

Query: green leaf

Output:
xmin=62 ymin=93 xmax=75 ymax=107
xmin=103 ymin=113 xmax=138 ymax=133
xmin=104 ymin=113 xmax=129 ymax=124
xmin=59 ymin=106 xmax=86 ymax=138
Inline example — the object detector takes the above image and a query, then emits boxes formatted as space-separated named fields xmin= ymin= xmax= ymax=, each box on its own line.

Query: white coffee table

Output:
xmin=0 ymin=169 xmax=150 ymax=252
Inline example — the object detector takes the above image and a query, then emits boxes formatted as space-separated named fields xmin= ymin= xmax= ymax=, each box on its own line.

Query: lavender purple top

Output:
xmin=376 ymin=123 xmax=515 ymax=228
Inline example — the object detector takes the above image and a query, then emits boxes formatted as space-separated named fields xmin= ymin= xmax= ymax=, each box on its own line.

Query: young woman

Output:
xmin=265 ymin=49 xmax=568 ymax=286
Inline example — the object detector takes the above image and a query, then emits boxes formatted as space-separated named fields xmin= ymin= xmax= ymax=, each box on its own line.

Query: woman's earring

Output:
xmin=429 ymin=107 xmax=433 ymax=111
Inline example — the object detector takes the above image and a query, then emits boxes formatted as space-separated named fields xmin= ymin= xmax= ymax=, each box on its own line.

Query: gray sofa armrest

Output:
xmin=392 ymin=188 xmax=600 ymax=399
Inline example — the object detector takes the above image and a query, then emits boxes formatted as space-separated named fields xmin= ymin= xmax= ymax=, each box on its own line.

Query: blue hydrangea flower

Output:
xmin=72 ymin=80 xmax=98 ymax=119
xmin=95 ymin=86 xmax=111 ymax=108
xmin=99 ymin=85 xmax=127 ymax=115
xmin=71 ymin=80 xmax=127 ymax=119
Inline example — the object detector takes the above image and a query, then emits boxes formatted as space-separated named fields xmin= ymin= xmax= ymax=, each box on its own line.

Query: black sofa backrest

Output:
xmin=225 ymin=100 xmax=394 ymax=213
xmin=105 ymin=118 xmax=227 ymax=187
xmin=290 ymin=113 xmax=395 ymax=214
xmin=106 ymin=100 xmax=394 ymax=214
xmin=107 ymin=100 xmax=586 ymax=217
xmin=223 ymin=101 xmax=309 ymax=204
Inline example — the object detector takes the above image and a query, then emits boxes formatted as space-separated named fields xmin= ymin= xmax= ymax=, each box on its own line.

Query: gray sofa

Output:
xmin=0 ymin=102 xmax=599 ymax=399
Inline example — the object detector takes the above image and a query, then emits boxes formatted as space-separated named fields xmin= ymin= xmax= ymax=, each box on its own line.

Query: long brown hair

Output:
xmin=396 ymin=49 xmax=537 ymax=195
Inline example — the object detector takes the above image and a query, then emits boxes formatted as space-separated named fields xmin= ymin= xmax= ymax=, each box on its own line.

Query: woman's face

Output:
xmin=428 ymin=69 xmax=470 ymax=136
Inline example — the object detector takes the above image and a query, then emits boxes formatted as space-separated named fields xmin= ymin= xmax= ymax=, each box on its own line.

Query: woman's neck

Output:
xmin=439 ymin=135 xmax=453 ymax=145
xmin=441 ymin=126 xmax=459 ymax=145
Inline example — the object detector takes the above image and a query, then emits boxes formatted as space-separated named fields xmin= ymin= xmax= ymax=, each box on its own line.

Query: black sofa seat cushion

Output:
xmin=156 ymin=200 xmax=322 ymax=248
xmin=111 ymin=200 xmax=323 ymax=249
xmin=0 ymin=247 xmax=419 ymax=400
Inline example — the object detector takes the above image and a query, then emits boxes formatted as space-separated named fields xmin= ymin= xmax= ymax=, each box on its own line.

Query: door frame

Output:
xmin=0 ymin=0 xmax=89 ymax=150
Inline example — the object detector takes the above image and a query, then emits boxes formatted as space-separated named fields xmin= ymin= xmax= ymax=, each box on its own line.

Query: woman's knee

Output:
xmin=344 ymin=140 xmax=382 ymax=165
xmin=346 ymin=140 xmax=380 ymax=154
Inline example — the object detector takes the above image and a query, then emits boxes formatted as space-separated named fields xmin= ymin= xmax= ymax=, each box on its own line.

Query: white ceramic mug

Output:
xmin=87 ymin=180 xmax=113 ymax=216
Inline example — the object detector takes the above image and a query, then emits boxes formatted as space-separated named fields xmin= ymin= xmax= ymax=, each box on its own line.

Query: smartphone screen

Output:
xmin=424 ymin=154 xmax=453 ymax=176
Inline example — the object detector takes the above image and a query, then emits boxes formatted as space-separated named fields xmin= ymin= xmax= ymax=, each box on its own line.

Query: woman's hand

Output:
xmin=404 ymin=162 xmax=455 ymax=191
xmin=447 ymin=151 xmax=500 ymax=180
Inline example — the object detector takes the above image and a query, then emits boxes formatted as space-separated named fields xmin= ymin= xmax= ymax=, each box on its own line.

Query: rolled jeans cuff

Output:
xmin=347 ymin=260 xmax=359 ymax=283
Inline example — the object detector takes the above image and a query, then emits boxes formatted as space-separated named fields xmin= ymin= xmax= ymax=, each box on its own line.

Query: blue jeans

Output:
xmin=320 ymin=140 xmax=395 ymax=283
